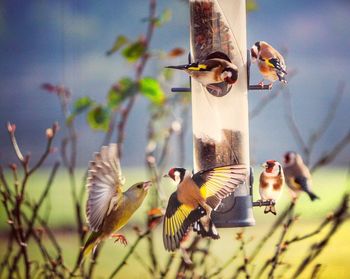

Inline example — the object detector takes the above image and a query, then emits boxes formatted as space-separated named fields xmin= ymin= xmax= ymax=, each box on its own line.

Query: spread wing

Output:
xmin=86 ymin=144 xmax=125 ymax=232
xmin=163 ymin=192 xmax=206 ymax=252
xmin=192 ymin=164 xmax=248 ymax=210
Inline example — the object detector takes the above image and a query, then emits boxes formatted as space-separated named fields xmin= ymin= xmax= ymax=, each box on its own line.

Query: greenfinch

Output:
xmin=77 ymin=144 xmax=151 ymax=264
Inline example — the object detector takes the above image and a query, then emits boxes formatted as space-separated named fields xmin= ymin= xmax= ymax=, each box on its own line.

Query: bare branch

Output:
xmin=307 ymin=82 xmax=345 ymax=149
xmin=117 ymin=0 xmax=157 ymax=158
xmin=311 ymin=130 xmax=350 ymax=172
xmin=282 ymin=88 xmax=308 ymax=158
xmin=250 ymin=71 xmax=296 ymax=120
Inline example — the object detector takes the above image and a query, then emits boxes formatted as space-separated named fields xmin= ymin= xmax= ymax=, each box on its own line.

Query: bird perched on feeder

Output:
xmin=162 ymin=164 xmax=247 ymax=251
xmin=283 ymin=151 xmax=319 ymax=201
xmin=250 ymin=41 xmax=287 ymax=88
xmin=77 ymin=144 xmax=151 ymax=265
xmin=165 ymin=51 xmax=238 ymax=93
xmin=259 ymin=160 xmax=284 ymax=215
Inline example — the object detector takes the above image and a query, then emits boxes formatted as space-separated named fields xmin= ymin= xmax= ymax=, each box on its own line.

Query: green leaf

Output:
xmin=122 ymin=40 xmax=146 ymax=62
xmin=155 ymin=9 xmax=172 ymax=27
xmin=73 ymin=96 xmax=93 ymax=114
xmin=139 ymin=77 xmax=165 ymax=105
xmin=87 ymin=105 xmax=110 ymax=131
xmin=107 ymin=78 xmax=137 ymax=108
xmin=246 ymin=0 xmax=258 ymax=12
xmin=66 ymin=96 xmax=93 ymax=125
xmin=106 ymin=35 xmax=129 ymax=56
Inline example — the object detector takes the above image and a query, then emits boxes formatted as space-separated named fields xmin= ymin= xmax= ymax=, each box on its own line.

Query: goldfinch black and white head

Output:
xmin=166 ymin=167 xmax=186 ymax=184
xmin=221 ymin=67 xmax=239 ymax=84
xmin=250 ymin=41 xmax=287 ymax=85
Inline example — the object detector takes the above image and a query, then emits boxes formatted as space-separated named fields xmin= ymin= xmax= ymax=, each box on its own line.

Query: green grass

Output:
xmin=0 ymin=167 xmax=349 ymax=278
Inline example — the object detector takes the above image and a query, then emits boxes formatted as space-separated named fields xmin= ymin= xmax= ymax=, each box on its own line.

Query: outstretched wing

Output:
xmin=163 ymin=192 xmax=206 ymax=252
xmin=192 ymin=165 xmax=248 ymax=210
xmin=86 ymin=144 xmax=125 ymax=232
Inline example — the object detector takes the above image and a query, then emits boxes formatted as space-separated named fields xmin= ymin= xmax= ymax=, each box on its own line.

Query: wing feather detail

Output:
xmin=163 ymin=192 xmax=206 ymax=252
xmin=86 ymin=144 xmax=124 ymax=232
xmin=192 ymin=164 xmax=248 ymax=210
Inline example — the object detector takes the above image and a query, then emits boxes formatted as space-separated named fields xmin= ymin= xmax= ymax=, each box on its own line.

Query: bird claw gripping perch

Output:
xmin=111 ymin=234 xmax=128 ymax=246
xmin=247 ymin=49 xmax=274 ymax=91
xmin=252 ymin=199 xmax=276 ymax=207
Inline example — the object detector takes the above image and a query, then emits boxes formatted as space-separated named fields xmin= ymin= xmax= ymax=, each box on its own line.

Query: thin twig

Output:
xmin=292 ymin=194 xmax=349 ymax=278
xmin=108 ymin=229 xmax=151 ymax=279
xmin=117 ymin=0 xmax=157 ymax=158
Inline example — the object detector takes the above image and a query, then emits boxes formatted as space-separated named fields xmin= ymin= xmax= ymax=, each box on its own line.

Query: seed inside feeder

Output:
xmin=190 ymin=0 xmax=235 ymax=97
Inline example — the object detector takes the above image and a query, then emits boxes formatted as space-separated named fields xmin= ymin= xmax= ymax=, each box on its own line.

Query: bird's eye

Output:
xmin=137 ymin=184 xmax=142 ymax=189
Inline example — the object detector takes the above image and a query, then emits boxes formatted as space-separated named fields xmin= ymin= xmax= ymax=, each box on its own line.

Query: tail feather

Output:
xmin=306 ymin=190 xmax=319 ymax=201
xmin=74 ymin=232 xmax=99 ymax=269
xmin=264 ymin=205 xmax=277 ymax=215
xmin=193 ymin=219 xmax=220 ymax=240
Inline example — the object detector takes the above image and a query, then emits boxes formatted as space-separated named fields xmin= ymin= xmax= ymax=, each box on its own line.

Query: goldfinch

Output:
xmin=166 ymin=51 xmax=238 ymax=92
xmin=77 ymin=144 xmax=151 ymax=264
xmin=163 ymin=164 xmax=247 ymax=251
xmin=283 ymin=151 xmax=319 ymax=201
xmin=251 ymin=41 xmax=287 ymax=88
xmin=259 ymin=160 xmax=284 ymax=215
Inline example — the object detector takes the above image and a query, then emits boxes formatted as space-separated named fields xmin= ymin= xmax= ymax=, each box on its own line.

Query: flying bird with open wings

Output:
xmin=77 ymin=144 xmax=151 ymax=265
xmin=162 ymin=164 xmax=248 ymax=252
xmin=283 ymin=151 xmax=319 ymax=201
xmin=251 ymin=41 xmax=287 ymax=88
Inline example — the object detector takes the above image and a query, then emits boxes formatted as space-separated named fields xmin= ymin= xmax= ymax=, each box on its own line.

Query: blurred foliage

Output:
xmin=121 ymin=39 xmax=147 ymax=62
xmin=107 ymin=77 xmax=137 ymax=109
xmin=87 ymin=104 xmax=110 ymax=131
xmin=139 ymin=77 xmax=165 ymax=105
xmin=246 ymin=0 xmax=258 ymax=12
xmin=106 ymin=35 xmax=129 ymax=56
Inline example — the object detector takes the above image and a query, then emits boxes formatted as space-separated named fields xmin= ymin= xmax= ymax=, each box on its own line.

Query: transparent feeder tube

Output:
xmin=190 ymin=0 xmax=254 ymax=226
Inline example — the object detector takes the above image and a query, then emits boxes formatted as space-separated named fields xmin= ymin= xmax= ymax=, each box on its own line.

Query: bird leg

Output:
xmin=258 ymin=80 xmax=265 ymax=88
xmin=110 ymin=234 xmax=128 ymax=246
xmin=198 ymin=202 xmax=213 ymax=232
xmin=257 ymin=79 xmax=273 ymax=89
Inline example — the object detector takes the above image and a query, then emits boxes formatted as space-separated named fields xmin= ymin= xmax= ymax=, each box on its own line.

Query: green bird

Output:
xmin=76 ymin=144 xmax=151 ymax=265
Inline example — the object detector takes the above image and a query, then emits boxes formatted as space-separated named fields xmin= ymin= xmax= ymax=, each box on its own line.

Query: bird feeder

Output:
xmin=189 ymin=0 xmax=254 ymax=227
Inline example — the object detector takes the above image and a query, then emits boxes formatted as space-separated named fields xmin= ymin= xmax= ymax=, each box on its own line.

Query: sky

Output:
xmin=0 ymin=0 xmax=349 ymax=168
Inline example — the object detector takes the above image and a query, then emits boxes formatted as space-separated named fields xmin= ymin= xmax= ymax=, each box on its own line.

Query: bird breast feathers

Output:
xmin=177 ymin=176 xmax=204 ymax=208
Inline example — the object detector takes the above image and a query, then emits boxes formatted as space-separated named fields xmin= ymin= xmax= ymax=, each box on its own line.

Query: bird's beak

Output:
xmin=143 ymin=181 xmax=152 ymax=190
xmin=261 ymin=163 xmax=267 ymax=168
xmin=163 ymin=174 xmax=169 ymax=178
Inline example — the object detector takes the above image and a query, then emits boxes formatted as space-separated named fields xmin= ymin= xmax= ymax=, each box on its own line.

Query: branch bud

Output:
xmin=9 ymin=163 xmax=17 ymax=171
xmin=46 ymin=128 xmax=53 ymax=139
xmin=7 ymin=122 xmax=16 ymax=134
xmin=171 ymin=121 xmax=182 ymax=133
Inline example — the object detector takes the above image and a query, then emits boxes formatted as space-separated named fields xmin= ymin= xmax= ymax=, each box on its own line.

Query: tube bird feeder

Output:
xmin=189 ymin=0 xmax=255 ymax=227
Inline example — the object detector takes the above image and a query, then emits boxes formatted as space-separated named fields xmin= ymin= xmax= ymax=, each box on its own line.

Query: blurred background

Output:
xmin=0 ymin=1 xmax=350 ymax=278
xmin=1 ymin=0 xmax=350 ymax=167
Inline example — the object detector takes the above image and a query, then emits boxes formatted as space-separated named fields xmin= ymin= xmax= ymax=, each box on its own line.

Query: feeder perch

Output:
xmin=247 ymin=50 xmax=272 ymax=91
